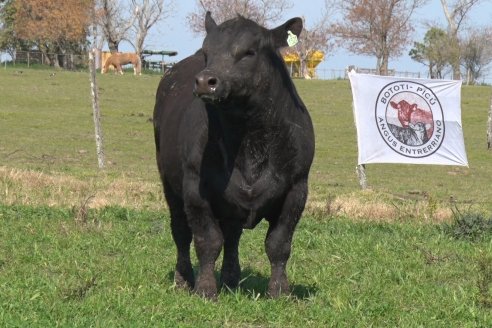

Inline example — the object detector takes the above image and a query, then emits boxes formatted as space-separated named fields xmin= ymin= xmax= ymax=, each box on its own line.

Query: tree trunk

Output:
xmin=376 ymin=57 xmax=382 ymax=75
xmin=450 ymin=37 xmax=461 ymax=80
xmin=300 ymin=58 xmax=310 ymax=79
xmin=38 ymin=45 xmax=51 ymax=66
xmin=108 ymin=39 xmax=119 ymax=53
xmin=380 ymin=55 xmax=389 ymax=76
xmin=440 ymin=0 xmax=461 ymax=80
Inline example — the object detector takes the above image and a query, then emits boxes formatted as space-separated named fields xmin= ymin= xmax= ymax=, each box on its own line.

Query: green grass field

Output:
xmin=1 ymin=66 xmax=492 ymax=326
xmin=1 ymin=66 xmax=491 ymax=216
xmin=1 ymin=205 xmax=491 ymax=326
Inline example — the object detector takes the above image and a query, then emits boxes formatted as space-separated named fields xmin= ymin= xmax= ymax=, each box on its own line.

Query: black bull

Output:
xmin=153 ymin=12 xmax=315 ymax=299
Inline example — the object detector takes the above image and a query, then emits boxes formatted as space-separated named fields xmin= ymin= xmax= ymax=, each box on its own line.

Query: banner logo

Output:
xmin=375 ymin=81 xmax=445 ymax=158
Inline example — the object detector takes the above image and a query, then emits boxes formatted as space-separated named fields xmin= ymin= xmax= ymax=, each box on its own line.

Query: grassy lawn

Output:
xmin=1 ymin=66 xmax=492 ymax=326
xmin=1 ymin=205 xmax=491 ymax=327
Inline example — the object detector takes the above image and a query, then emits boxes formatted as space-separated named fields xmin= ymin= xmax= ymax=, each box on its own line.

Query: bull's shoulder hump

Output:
xmin=167 ymin=51 xmax=205 ymax=79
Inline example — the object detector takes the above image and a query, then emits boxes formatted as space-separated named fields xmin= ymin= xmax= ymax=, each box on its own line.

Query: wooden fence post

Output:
xmin=356 ymin=164 xmax=368 ymax=190
xmin=351 ymin=86 xmax=368 ymax=190
xmin=488 ymin=90 xmax=492 ymax=149
xmin=89 ymin=47 xmax=105 ymax=169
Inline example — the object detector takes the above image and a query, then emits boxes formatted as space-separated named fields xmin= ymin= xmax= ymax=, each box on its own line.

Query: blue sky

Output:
xmin=121 ymin=1 xmax=492 ymax=82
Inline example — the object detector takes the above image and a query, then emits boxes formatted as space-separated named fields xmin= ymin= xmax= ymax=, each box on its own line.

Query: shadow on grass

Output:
xmin=166 ymin=267 xmax=318 ymax=300
xmin=236 ymin=268 xmax=318 ymax=300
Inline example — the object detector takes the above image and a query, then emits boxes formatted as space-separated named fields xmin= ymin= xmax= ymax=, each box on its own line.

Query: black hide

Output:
xmin=153 ymin=12 xmax=314 ymax=299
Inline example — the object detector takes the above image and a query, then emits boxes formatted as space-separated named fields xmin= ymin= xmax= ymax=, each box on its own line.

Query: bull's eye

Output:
xmin=245 ymin=49 xmax=256 ymax=57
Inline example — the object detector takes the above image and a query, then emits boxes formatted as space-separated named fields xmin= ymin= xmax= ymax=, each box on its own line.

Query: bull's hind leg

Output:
xmin=164 ymin=181 xmax=194 ymax=289
xmin=265 ymin=181 xmax=307 ymax=298
xmin=220 ymin=221 xmax=242 ymax=289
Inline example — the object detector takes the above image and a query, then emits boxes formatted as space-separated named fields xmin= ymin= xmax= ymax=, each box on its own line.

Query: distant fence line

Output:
xmin=10 ymin=50 xmax=89 ymax=70
xmin=315 ymin=68 xmax=422 ymax=80
xmin=2 ymin=50 xmax=423 ymax=80
xmin=2 ymin=50 xmax=175 ymax=73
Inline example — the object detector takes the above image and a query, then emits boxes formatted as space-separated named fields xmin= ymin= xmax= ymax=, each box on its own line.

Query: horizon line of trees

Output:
xmin=0 ymin=0 xmax=491 ymax=83
xmin=0 ymin=0 xmax=173 ymax=69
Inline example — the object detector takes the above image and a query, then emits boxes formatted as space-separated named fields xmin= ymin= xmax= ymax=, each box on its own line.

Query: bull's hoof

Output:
xmin=220 ymin=276 xmax=240 ymax=290
xmin=194 ymin=276 xmax=218 ymax=300
xmin=220 ymin=265 xmax=241 ymax=290
xmin=174 ymin=270 xmax=194 ymax=290
xmin=194 ymin=286 xmax=218 ymax=300
xmin=267 ymin=280 xmax=290 ymax=298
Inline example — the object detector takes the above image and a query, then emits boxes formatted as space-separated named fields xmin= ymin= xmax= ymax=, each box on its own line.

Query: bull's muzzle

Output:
xmin=194 ymin=70 xmax=220 ymax=100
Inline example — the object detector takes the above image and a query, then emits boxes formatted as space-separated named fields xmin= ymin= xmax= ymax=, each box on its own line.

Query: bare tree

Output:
xmin=460 ymin=27 xmax=492 ymax=85
xmin=187 ymin=0 xmax=293 ymax=34
xmin=128 ymin=0 xmax=174 ymax=56
xmin=96 ymin=0 xmax=135 ymax=53
xmin=329 ymin=0 xmax=427 ymax=76
xmin=439 ymin=0 xmax=483 ymax=80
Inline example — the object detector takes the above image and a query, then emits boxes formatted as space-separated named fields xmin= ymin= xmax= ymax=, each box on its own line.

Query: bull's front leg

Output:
xmin=183 ymin=175 xmax=223 ymax=299
xmin=219 ymin=220 xmax=242 ymax=289
xmin=265 ymin=180 xmax=308 ymax=298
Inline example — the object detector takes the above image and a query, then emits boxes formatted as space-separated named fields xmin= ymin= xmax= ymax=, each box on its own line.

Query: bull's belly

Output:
xmin=211 ymin=180 xmax=285 ymax=229
xmin=212 ymin=198 xmax=276 ymax=229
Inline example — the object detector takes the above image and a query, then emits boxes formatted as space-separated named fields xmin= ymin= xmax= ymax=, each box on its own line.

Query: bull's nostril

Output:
xmin=208 ymin=77 xmax=217 ymax=86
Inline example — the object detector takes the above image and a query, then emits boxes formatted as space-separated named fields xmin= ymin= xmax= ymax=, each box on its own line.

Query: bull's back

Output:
xmin=153 ymin=51 xmax=205 ymax=194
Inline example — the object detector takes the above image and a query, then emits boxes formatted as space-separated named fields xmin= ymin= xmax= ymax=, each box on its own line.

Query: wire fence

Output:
xmin=1 ymin=50 xmax=175 ymax=74
xmin=5 ymin=50 xmax=90 ymax=70
xmin=315 ymin=68 xmax=422 ymax=80
xmin=2 ymin=50 xmax=425 ymax=80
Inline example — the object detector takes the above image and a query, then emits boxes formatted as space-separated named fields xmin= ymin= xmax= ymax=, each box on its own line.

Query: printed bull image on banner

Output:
xmin=348 ymin=71 xmax=468 ymax=166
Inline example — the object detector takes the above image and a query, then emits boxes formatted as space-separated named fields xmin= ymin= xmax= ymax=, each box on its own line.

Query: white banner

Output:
xmin=348 ymin=71 xmax=468 ymax=166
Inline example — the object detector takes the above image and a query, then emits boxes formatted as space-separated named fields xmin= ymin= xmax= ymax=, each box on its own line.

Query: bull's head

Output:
xmin=194 ymin=12 xmax=303 ymax=106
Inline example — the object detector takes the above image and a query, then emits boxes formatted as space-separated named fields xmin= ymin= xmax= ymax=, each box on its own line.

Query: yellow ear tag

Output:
xmin=287 ymin=30 xmax=298 ymax=47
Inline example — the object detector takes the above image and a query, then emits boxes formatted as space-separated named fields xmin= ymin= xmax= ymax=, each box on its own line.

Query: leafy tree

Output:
xmin=0 ymin=0 xmax=29 ymax=58
xmin=13 ymin=0 xmax=93 ymax=68
xmin=409 ymin=27 xmax=449 ymax=79
xmin=329 ymin=0 xmax=427 ymax=76
xmin=0 ymin=0 xmax=14 ymax=54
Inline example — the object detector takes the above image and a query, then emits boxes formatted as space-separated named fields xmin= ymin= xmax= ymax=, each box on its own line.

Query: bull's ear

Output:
xmin=271 ymin=17 xmax=303 ymax=48
xmin=205 ymin=11 xmax=217 ymax=34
